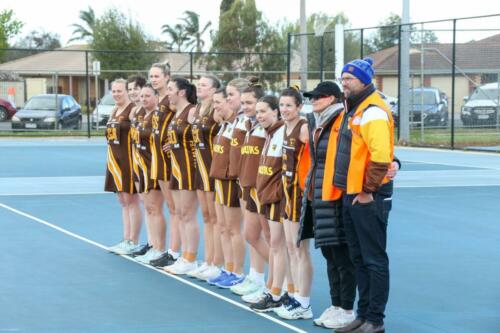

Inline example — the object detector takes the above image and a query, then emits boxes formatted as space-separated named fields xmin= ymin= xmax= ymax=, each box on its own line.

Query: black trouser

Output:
xmin=320 ymin=244 xmax=356 ymax=310
xmin=342 ymin=181 xmax=393 ymax=326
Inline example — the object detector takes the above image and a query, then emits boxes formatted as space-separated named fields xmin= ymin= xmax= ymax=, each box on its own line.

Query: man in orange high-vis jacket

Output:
xmin=333 ymin=58 xmax=394 ymax=333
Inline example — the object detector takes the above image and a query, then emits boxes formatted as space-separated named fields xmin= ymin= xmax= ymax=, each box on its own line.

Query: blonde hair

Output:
xmin=151 ymin=61 xmax=171 ymax=76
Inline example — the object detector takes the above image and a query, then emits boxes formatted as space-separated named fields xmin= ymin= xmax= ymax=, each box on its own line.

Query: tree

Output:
xmin=161 ymin=23 xmax=189 ymax=51
xmin=91 ymin=8 xmax=158 ymax=80
xmin=69 ymin=6 xmax=96 ymax=43
xmin=16 ymin=30 xmax=61 ymax=49
xmin=0 ymin=9 xmax=24 ymax=61
xmin=368 ymin=13 xmax=438 ymax=52
xmin=181 ymin=10 xmax=211 ymax=53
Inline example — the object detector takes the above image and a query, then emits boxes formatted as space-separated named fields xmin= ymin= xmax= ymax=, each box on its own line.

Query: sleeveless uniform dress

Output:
xmin=151 ymin=95 xmax=175 ymax=182
xmin=209 ymin=113 xmax=240 ymax=208
xmin=228 ymin=114 xmax=249 ymax=199
xmin=192 ymin=104 xmax=220 ymax=192
xmin=256 ymin=121 xmax=285 ymax=222
xmin=137 ymin=109 xmax=160 ymax=193
xmin=239 ymin=123 xmax=266 ymax=213
xmin=104 ymin=103 xmax=135 ymax=194
xmin=168 ymin=104 xmax=197 ymax=191
xmin=282 ymin=118 xmax=307 ymax=222
xmin=130 ymin=106 xmax=146 ymax=183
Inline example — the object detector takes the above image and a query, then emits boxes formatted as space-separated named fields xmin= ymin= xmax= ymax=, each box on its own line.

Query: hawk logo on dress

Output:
xmin=289 ymin=138 xmax=296 ymax=146
xmin=271 ymin=144 xmax=277 ymax=151
xmin=176 ymin=118 xmax=183 ymax=125
xmin=160 ymin=105 xmax=166 ymax=112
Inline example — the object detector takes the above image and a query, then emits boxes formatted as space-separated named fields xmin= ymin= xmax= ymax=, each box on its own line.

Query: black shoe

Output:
xmin=351 ymin=322 xmax=384 ymax=333
xmin=150 ymin=252 xmax=176 ymax=267
xmin=250 ymin=293 xmax=282 ymax=313
xmin=130 ymin=243 xmax=151 ymax=257
xmin=335 ymin=318 xmax=366 ymax=333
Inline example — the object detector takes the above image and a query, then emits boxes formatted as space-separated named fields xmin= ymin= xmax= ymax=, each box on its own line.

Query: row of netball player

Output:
xmin=103 ymin=62 xmax=398 ymax=329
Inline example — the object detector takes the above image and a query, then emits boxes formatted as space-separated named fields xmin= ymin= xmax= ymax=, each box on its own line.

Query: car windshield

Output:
xmin=100 ymin=94 xmax=115 ymax=105
xmin=411 ymin=90 xmax=437 ymax=104
xmin=24 ymin=96 xmax=59 ymax=110
xmin=469 ymin=87 xmax=500 ymax=101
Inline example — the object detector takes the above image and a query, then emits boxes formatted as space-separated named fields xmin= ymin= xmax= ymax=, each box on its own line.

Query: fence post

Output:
xmin=451 ymin=19 xmax=457 ymax=149
xmin=397 ymin=24 xmax=401 ymax=141
xmin=320 ymin=35 xmax=324 ymax=82
xmin=360 ymin=29 xmax=364 ymax=58
xmin=85 ymin=50 xmax=91 ymax=139
xmin=190 ymin=52 xmax=194 ymax=82
xmin=287 ymin=32 xmax=291 ymax=87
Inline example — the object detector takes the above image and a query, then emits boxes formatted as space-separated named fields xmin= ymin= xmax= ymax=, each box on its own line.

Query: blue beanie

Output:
xmin=342 ymin=57 xmax=374 ymax=85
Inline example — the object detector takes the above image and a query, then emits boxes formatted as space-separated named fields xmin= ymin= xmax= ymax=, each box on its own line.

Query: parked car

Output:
xmin=0 ymin=98 xmax=17 ymax=121
xmin=92 ymin=93 xmax=115 ymax=128
xmin=11 ymin=94 xmax=82 ymax=130
xmin=461 ymin=82 xmax=500 ymax=126
xmin=392 ymin=87 xmax=448 ymax=127
xmin=378 ymin=91 xmax=398 ymax=123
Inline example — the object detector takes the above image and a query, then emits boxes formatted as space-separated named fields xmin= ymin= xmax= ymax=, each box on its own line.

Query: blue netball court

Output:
xmin=0 ymin=138 xmax=499 ymax=333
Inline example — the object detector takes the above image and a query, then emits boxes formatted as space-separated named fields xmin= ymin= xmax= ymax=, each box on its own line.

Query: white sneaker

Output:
xmin=165 ymin=258 xmax=197 ymax=275
xmin=313 ymin=306 xmax=339 ymax=327
xmin=199 ymin=265 xmax=221 ymax=281
xmin=275 ymin=297 xmax=313 ymax=320
xmin=322 ymin=308 xmax=356 ymax=329
xmin=187 ymin=262 xmax=209 ymax=279
xmin=114 ymin=240 xmax=140 ymax=255
xmin=135 ymin=248 xmax=161 ymax=264
xmin=241 ymin=286 xmax=266 ymax=304
xmin=108 ymin=240 xmax=127 ymax=253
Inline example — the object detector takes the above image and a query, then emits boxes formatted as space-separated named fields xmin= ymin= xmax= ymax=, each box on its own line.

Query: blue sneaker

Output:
xmin=215 ymin=273 xmax=245 ymax=289
xmin=207 ymin=270 xmax=229 ymax=286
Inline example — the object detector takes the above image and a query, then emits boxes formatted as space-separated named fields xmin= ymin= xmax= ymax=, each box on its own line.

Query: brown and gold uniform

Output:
xmin=151 ymin=95 xmax=175 ymax=182
xmin=104 ymin=103 xmax=136 ymax=194
xmin=282 ymin=118 xmax=307 ymax=222
xmin=256 ymin=121 xmax=285 ymax=222
xmin=136 ymin=109 xmax=160 ymax=193
xmin=239 ymin=123 xmax=266 ymax=213
xmin=168 ymin=104 xmax=197 ymax=191
xmin=192 ymin=104 xmax=221 ymax=192
xmin=130 ymin=106 xmax=146 ymax=183
xmin=228 ymin=115 xmax=249 ymax=180
xmin=209 ymin=113 xmax=240 ymax=208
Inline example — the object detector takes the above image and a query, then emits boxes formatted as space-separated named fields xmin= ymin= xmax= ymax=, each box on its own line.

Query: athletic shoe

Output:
xmin=249 ymin=293 xmax=283 ymax=313
xmin=135 ymin=248 xmax=162 ymax=264
xmin=113 ymin=240 xmax=140 ymax=255
xmin=313 ymin=306 xmax=339 ymax=327
xmin=165 ymin=259 xmax=197 ymax=275
xmin=275 ymin=297 xmax=313 ymax=320
xmin=187 ymin=262 xmax=209 ymax=279
xmin=231 ymin=277 xmax=262 ymax=296
xmin=130 ymin=243 xmax=151 ymax=257
xmin=241 ymin=286 xmax=266 ymax=304
xmin=207 ymin=270 xmax=230 ymax=286
xmin=215 ymin=273 xmax=245 ymax=289
xmin=149 ymin=252 xmax=176 ymax=268
xmin=322 ymin=308 xmax=355 ymax=329
xmin=108 ymin=240 xmax=127 ymax=253
xmin=198 ymin=265 xmax=221 ymax=281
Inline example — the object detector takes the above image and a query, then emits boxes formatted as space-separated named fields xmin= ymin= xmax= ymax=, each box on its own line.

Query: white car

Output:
xmin=92 ymin=93 xmax=115 ymax=129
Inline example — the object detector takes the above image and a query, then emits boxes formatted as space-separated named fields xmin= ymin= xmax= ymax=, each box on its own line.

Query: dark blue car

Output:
xmin=11 ymin=94 xmax=82 ymax=130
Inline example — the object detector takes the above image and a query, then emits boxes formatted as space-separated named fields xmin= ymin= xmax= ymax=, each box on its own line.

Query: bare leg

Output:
xmin=142 ymin=190 xmax=166 ymax=252
xmin=216 ymin=203 xmax=232 ymax=268
xmin=159 ymin=180 xmax=181 ymax=253
xmin=197 ymin=190 xmax=214 ymax=264
xmin=269 ymin=220 xmax=289 ymax=296
xmin=223 ymin=206 xmax=245 ymax=275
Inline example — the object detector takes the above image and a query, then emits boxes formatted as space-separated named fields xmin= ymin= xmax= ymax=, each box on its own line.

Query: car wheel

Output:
xmin=74 ymin=117 xmax=82 ymax=130
xmin=56 ymin=121 xmax=63 ymax=130
xmin=0 ymin=107 xmax=7 ymax=121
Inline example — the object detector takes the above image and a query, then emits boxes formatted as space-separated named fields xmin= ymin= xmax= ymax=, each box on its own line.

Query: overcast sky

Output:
xmin=4 ymin=0 xmax=500 ymax=46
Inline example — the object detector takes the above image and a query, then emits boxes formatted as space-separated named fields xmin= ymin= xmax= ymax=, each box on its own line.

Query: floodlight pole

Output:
xmin=399 ymin=0 xmax=411 ymax=144
xmin=300 ymin=0 xmax=308 ymax=90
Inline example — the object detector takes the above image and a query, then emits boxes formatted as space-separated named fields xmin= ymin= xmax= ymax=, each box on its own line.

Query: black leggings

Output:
xmin=321 ymin=244 xmax=356 ymax=310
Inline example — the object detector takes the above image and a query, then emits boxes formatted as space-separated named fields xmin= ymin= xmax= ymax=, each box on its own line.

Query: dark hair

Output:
xmin=280 ymin=85 xmax=303 ymax=106
xmin=242 ymin=77 xmax=265 ymax=100
xmin=142 ymin=83 xmax=158 ymax=95
xmin=151 ymin=61 xmax=171 ymax=76
xmin=127 ymin=75 xmax=147 ymax=89
xmin=201 ymin=74 xmax=222 ymax=89
xmin=213 ymin=87 xmax=227 ymax=98
xmin=172 ymin=77 xmax=197 ymax=104
xmin=258 ymin=95 xmax=279 ymax=112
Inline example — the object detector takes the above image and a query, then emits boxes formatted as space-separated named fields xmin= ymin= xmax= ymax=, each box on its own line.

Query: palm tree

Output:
xmin=161 ymin=23 xmax=189 ymax=52
xmin=69 ymin=6 xmax=96 ymax=43
xmin=180 ymin=10 xmax=211 ymax=53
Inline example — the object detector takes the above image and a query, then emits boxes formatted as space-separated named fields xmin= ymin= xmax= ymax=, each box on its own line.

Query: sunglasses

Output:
xmin=311 ymin=95 xmax=330 ymax=101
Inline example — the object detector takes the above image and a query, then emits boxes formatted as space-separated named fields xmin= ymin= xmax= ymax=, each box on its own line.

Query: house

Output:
xmin=368 ymin=33 xmax=500 ymax=114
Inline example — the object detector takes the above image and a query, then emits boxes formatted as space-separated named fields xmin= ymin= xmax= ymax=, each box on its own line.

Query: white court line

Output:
xmin=398 ymin=158 xmax=500 ymax=170
xmin=0 ymin=202 xmax=307 ymax=333
xmin=0 ymin=192 xmax=108 ymax=197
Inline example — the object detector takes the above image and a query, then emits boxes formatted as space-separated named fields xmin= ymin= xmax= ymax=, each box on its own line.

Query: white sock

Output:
xmin=295 ymin=295 xmax=310 ymax=308
xmin=253 ymin=271 xmax=265 ymax=285
xmin=249 ymin=267 xmax=256 ymax=280
xmin=168 ymin=249 xmax=180 ymax=259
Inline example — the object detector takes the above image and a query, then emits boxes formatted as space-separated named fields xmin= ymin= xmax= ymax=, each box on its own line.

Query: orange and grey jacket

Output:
xmin=333 ymin=85 xmax=394 ymax=194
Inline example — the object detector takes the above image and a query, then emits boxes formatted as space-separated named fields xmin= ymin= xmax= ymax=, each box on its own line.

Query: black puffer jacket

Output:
xmin=298 ymin=104 xmax=346 ymax=248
